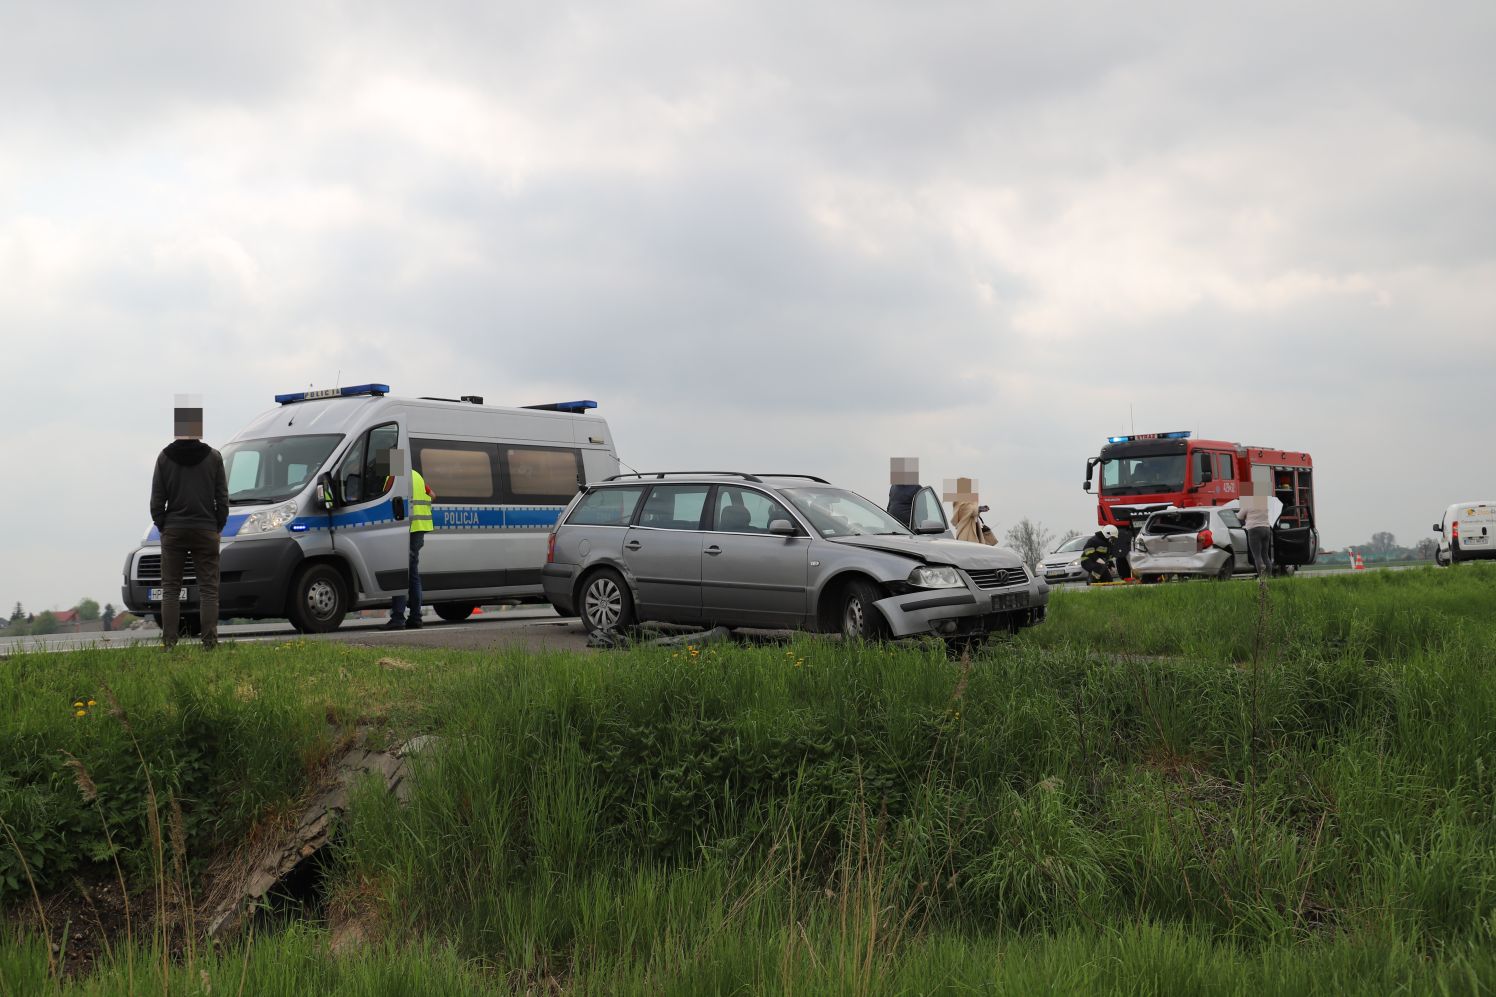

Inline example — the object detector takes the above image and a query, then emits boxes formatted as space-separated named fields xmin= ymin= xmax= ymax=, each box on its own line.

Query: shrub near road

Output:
xmin=3 ymin=565 xmax=1495 ymax=994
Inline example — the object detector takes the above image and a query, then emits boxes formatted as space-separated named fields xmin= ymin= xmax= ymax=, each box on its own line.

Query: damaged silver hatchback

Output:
xmin=541 ymin=473 xmax=1049 ymax=640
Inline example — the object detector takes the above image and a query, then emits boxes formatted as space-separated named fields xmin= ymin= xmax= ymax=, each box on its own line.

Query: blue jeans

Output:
xmin=390 ymin=532 xmax=426 ymax=623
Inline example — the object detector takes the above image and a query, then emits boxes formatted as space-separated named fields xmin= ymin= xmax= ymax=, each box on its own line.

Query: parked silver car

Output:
xmin=542 ymin=473 xmax=1049 ymax=640
xmin=1130 ymin=506 xmax=1251 ymax=582
xmin=1040 ymin=534 xmax=1091 ymax=584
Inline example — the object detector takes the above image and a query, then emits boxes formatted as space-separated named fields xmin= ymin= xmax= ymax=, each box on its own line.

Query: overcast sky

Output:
xmin=3 ymin=1 xmax=1494 ymax=615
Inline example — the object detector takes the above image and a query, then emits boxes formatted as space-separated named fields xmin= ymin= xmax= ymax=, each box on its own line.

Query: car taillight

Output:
xmin=1197 ymin=529 xmax=1214 ymax=551
xmin=546 ymin=532 xmax=557 ymax=563
xmin=1452 ymin=520 xmax=1460 ymax=539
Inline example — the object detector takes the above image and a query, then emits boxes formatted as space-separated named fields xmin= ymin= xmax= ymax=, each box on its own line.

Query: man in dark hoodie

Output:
xmin=149 ymin=402 xmax=229 ymax=648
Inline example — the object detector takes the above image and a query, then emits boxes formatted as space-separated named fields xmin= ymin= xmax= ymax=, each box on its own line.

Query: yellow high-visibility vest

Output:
xmin=410 ymin=469 xmax=435 ymax=533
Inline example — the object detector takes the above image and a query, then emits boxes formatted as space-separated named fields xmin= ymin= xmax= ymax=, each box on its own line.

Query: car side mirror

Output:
xmin=768 ymin=519 xmax=796 ymax=536
xmin=1432 ymin=523 xmax=1442 ymax=532
xmin=316 ymin=472 xmax=336 ymax=510
xmin=915 ymin=520 xmax=945 ymax=534
xmin=392 ymin=496 xmax=406 ymax=521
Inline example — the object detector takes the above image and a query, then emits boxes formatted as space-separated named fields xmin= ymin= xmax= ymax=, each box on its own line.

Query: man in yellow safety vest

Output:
xmin=385 ymin=468 xmax=436 ymax=629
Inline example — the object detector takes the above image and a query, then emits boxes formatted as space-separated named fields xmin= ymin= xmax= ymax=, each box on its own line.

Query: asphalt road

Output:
xmin=0 ymin=606 xmax=596 ymax=657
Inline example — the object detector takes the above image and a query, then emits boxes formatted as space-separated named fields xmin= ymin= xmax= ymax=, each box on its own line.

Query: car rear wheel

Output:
xmin=288 ymin=563 xmax=348 ymax=633
xmin=433 ymin=602 xmax=478 ymax=623
xmin=1216 ymin=555 xmax=1235 ymax=581
xmin=580 ymin=569 xmax=635 ymax=633
xmin=840 ymin=578 xmax=888 ymax=641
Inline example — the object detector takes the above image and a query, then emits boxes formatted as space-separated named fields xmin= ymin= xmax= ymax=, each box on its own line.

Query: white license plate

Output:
xmin=148 ymin=587 xmax=188 ymax=601
xmin=991 ymin=591 xmax=1030 ymax=611
xmin=1466 ymin=536 xmax=1489 ymax=545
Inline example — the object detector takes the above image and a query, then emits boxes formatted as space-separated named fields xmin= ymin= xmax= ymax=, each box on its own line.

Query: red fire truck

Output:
xmin=1083 ymin=431 xmax=1318 ymax=575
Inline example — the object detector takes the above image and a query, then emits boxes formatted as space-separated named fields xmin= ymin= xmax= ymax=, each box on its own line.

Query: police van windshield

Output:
xmin=222 ymin=435 xmax=344 ymax=504
xmin=1100 ymin=455 xmax=1187 ymax=496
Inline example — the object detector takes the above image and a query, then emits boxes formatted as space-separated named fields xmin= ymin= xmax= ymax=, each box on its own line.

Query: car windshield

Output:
xmin=221 ymin=434 xmax=344 ymax=504
xmin=1055 ymin=535 xmax=1089 ymax=553
xmin=780 ymin=486 xmax=912 ymax=538
xmin=1100 ymin=455 xmax=1187 ymax=496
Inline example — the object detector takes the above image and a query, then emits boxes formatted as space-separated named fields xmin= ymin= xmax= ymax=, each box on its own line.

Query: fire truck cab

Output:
xmin=1083 ymin=431 xmax=1317 ymax=575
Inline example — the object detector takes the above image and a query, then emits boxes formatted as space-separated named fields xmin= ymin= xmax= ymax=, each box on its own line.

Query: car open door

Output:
xmin=908 ymin=486 xmax=954 ymax=539
xmin=1274 ymin=504 xmax=1318 ymax=566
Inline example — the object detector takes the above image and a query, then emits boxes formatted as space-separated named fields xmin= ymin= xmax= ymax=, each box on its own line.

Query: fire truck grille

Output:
xmin=136 ymin=554 xmax=196 ymax=584
xmin=966 ymin=568 xmax=1026 ymax=590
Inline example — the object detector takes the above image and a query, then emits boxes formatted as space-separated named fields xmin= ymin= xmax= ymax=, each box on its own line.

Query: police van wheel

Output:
xmin=434 ymin=603 xmax=477 ymax=623
xmin=289 ymin=564 xmax=348 ymax=633
xmin=580 ymin=569 xmax=635 ymax=633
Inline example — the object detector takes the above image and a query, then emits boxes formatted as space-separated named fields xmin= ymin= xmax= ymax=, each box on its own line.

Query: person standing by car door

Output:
xmin=385 ymin=455 xmax=436 ymax=629
xmin=1239 ymin=477 xmax=1273 ymax=579
xmin=150 ymin=399 xmax=229 ymax=649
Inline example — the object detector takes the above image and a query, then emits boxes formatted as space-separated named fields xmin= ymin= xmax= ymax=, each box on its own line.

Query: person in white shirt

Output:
xmin=1238 ymin=479 xmax=1274 ymax=578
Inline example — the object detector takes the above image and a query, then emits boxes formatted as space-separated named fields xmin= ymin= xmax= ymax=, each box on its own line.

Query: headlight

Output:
xmin=239 ymin=500 xmax=300 ymax=536
xmin=908 ymin=565 xmax=964 ymax=589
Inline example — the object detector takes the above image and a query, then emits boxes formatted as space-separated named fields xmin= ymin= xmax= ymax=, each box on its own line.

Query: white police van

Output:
xmin=122 ymin=384 xmax=619 ymax=632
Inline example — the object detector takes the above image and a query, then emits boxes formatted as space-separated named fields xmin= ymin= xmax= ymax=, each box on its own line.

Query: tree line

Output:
xmin=3 ymin=599 xmax=135 ymax=637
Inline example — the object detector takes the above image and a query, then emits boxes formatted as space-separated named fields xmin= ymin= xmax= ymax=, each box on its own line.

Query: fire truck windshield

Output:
xmin=1100 ymin=455 xmax=1186 ymax=496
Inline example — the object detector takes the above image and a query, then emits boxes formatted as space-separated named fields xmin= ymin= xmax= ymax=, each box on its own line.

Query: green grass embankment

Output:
xmin=3 ymin=563 xmax=1495 ymax=994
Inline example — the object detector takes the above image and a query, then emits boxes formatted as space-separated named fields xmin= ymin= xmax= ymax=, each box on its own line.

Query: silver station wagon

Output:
xmin=542 ymin=473 xmax=1049 ymax=640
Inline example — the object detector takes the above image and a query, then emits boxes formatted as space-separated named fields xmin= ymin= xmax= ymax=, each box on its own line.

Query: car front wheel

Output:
xmin=580 ymin=569 xmax=636 ymax=633
xmin=840 ymin=578 xmax=888 ymax=641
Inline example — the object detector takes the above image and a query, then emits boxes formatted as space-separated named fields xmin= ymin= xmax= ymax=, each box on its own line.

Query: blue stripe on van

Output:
xmin=285 ymin=503 xmax=560 ymax=533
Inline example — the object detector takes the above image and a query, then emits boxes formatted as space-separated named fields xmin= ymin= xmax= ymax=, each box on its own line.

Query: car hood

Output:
xmin=1042 ymin=550 xmax=1084 ymax=567
xmin=829 ymin=534 xmax=1027 ymax=570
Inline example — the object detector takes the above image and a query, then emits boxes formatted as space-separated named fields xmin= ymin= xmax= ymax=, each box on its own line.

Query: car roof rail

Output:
xmin=603 ymin=471 xmax=764 ymax=482
xmin=755 ymin=473 xmax=829 ymax=483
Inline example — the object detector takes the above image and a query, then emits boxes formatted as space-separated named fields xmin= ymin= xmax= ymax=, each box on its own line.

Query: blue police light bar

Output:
xmin=521 ymin=400 xmax=598 ymax=414
xmin=1106 ymin=431 xmax=1191 ymax=444
xmin=275 ymin=383 xmax=390 ymax=405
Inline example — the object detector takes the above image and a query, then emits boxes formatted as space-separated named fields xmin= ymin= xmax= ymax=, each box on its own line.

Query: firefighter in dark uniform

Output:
xmin=1081 ymin=525 xmax=1121 ymax=583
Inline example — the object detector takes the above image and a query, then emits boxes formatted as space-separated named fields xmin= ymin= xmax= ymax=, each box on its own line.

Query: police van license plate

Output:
xmin=991 ymin=591 xmax=1029 ymax=611
xmin=148 ymin=588 xmax=188 ymax=602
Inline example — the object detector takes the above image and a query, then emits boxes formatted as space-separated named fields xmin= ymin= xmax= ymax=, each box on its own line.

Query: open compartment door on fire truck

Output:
xmin=1272 ymin=460 xmax=1317 ymax=567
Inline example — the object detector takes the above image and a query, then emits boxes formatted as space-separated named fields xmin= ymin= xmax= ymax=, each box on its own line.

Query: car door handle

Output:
xmin=624 ymin=541 xmax=642 ymax=551
xmin=705 ymin=545 xmax=723 ymax=555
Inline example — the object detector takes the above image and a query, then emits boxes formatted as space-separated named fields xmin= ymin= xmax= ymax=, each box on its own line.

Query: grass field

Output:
xmin=3 ymin=564 xmax=1494 ymax=994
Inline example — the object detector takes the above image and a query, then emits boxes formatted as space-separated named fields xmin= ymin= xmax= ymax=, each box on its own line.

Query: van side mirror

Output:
xmin=316 ymin=472 xmax=336 ymax=510
xmin=768 ymin=519 xmax=796 ymax=536
xmin=1432 ymin=523 xmax=1442 ymax=532
xmin=392 ymin=496 xmax=406 ymax=521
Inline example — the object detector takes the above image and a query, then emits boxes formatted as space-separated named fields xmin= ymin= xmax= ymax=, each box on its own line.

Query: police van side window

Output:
xmin=503 ymin=446 xmax=584 ymax=505
xmin=413 ymin=439 xmax=498 ymax=503
xmin=362 ymin=424 xmax=399 ymax=501
xmin=335 ymin=437 xmax=366 ymax=504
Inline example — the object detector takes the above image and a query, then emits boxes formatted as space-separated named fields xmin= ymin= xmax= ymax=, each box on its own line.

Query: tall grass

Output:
xmin=3 ymin=566 xmax=1494 ymax=993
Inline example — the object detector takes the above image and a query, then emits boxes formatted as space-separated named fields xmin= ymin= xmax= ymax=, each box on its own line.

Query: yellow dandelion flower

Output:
xmin=74 ymin=709 xmax=87 ymax=718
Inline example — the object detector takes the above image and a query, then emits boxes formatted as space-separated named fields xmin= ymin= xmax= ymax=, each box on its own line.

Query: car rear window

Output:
xmin=567 ymin=486 xmax=645 ymax=526
xmin=1144 ymin=511 xmax=1208 ymax=535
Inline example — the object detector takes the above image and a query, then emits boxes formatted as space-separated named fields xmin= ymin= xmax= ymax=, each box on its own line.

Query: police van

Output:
xmin=122 ymin=384 xmax=619 ymax=632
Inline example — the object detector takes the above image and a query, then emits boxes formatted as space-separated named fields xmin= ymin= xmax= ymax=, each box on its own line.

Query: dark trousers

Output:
xmin=161 ymin=526 xmax=221 ymax=647
xmin=1080 ymin=556 xmax=1115 ymax=583
xmin=1247 ymin=526 xmax=1274 ymax=578
xmin=390 ymin=532 xmax=426 ymax=623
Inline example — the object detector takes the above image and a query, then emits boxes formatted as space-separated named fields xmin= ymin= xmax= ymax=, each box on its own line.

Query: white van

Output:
xmin=122 ymin=384 xmax=619 ymax=632
xmin=1433 ymin=501 xmax=1496 ymax=565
